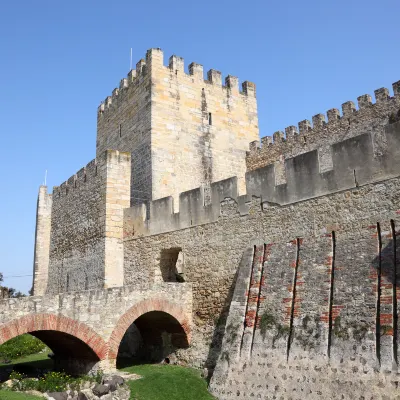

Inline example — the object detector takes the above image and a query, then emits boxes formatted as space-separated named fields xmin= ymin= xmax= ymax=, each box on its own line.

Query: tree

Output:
xmin=6 ymin=287 xmax=26 ymax=298
xmin=0 ymin=272 xmax=26 ymax=298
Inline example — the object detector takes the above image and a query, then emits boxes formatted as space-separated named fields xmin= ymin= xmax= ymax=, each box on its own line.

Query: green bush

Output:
xmin=0 ymin=335 xmax=46 ymax=360
xmin=10 ymin=371 xmax=72 ymax=392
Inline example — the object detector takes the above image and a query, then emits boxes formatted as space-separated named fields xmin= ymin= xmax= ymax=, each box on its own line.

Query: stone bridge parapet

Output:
xmin=0 ymin=283 xmax=192 ymax=370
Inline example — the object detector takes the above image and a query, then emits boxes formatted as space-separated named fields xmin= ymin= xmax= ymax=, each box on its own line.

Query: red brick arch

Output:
xmin=0 ymin=313 xmax=108 ymax=360
xmin=108 ymin=298 xmax=191 ymax=359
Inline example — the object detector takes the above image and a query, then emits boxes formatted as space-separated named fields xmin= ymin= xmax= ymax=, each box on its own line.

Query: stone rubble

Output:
xmin=43 ymin=374 xmax=131 ymax=400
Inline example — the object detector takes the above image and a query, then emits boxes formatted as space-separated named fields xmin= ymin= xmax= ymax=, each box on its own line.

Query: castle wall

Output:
xmin=97 ymin=49 xmax=259 ymax=210
xmin=46 ymin=150 xmax=130 ymax=294
xmin=123 ymin=119 xmax=400 ymax=236
xmin=123 ymin=122 xmax=400 ymax=382
xmin=208 ymin=224 xmax=399 ymax=399
xmin=32 ymin=186 xmax=52 ymax=296
xmin=246 ymin=80 xmax=400 ymax=173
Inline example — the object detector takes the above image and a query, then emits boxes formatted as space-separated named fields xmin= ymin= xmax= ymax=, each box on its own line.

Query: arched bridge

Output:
xmin=0 ymin=283 xmax=192 ymax=373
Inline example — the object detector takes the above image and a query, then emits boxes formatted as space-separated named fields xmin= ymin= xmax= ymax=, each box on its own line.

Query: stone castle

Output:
xmin=1 ymin=47 xmax=400 ymax=398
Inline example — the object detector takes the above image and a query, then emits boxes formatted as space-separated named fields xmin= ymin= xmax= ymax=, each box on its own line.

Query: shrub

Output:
xmin=0 ymin=335 xmax=46 ymax=360
xmin=11 ymin=371 xmax=77 ymax=393
xmin=7 ymin=370 xmax=102 ymax=393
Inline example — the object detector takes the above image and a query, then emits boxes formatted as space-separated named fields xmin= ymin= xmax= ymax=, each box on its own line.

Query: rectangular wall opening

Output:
xmin=159 ymin=248 xmax=184 ymax=282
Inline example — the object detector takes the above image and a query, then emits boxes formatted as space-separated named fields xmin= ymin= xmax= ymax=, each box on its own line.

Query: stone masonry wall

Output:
xmin=149 ymin=49 xmax=259 ymax=209
xmin=103 ymin=151 xmax=131 ymax=288
xmin=32 ymin=185 xmax=52 ymax=296
xmin=123 ymin=121 xmax=400 ymax=375
xmin=97 ymin=49 xmax=259 ymax=210
xmin=208 ymin=222 xmax=400 ymax=399
xmin=47 ymin=150 xmax=130 ymax=294
xmin=246 ymin=80 xmax=400 ymax=174
xmin=124 ymin=118 xmax=400 ymax=237
xmin=97 ymin=56 xmax=152 ymax=206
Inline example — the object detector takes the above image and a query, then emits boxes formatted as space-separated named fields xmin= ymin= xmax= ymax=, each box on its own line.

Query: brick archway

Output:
xmin=108 ymin=298 xmax=191 ymax=359
xmin=0 ymin=313 xmax=108 ymax=360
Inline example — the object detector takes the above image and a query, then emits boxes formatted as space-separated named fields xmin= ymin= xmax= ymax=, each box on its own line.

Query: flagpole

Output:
xmin=130 ymin=48 xmax=132 ymax=71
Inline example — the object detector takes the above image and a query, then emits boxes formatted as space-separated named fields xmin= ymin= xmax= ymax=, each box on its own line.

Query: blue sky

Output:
xmin=0 ymin=0 xmax=399 ymax=293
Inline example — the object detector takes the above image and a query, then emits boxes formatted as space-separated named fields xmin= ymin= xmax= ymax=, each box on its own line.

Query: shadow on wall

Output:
xmin=378 ymin=231 xmax=398 ymax=285
xmin=203 ymin=263 xmax=240 ymax=379
xmin=116 ymin=311 xmax=189 ymax=368
xmin=371 ymin=223 xmax=399 ymax=362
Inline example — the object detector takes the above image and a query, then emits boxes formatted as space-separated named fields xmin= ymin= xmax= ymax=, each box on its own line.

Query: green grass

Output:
xmin=0 ymin=352 xmax=50 ymax=368
xmin=0 ymin=391 xmax=43 ymax=399
xmin=0 ymin=353 xmax=215 ymax=400
xmin=121 ymin=364 xmax=215 ymax=400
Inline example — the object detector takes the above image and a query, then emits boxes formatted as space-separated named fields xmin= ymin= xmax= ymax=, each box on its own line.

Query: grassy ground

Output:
xmin=0 ymin=392 xmax=43 ymax=399
xmin=0 ymin=353 xmax=215 ymax=400
xmin=0 ymin=352 xmax=51 ymax=368
xmin=121 ymin=364 xmax=215 ymax=400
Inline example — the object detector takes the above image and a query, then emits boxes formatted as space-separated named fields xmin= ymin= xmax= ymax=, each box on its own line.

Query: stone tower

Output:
xmin=97 ymin=48 xmax=259 ymax=210
xmin=31 ymin=186 xmax=52 ymax=296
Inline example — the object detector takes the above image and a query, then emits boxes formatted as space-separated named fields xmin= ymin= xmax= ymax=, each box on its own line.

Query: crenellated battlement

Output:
xmin=247 ymin=80 xmax=400 ymax=171
xmin=53 ymin=159 xmax=96 ymax=198
xmin=97 ymin=48 xmax=256 ymax=115
xmin=124 ymin=120 xmax=400 ymax=239
xmin=52 ymin=150 xmax=130 ymax=198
